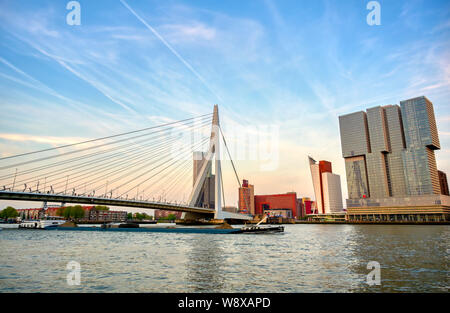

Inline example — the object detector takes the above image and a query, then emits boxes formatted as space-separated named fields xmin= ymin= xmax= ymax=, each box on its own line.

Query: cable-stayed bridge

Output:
xmin=0 ymin=105 xmax=252 ymax=221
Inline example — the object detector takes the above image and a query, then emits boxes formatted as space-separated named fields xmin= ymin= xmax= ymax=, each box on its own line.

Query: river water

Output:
xmin=0 ymin=224 xmax=448 ymax=292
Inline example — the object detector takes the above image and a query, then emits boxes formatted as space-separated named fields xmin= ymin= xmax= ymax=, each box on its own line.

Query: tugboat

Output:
xmin=19 ymin=216 xmax=66 ymax=229
xmin=237 ymin=216 xmax=284 ymax=234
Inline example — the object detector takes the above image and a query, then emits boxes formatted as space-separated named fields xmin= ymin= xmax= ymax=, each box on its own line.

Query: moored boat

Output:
xmin=19 ymin=216 xmax=66 ymax=229
xmin=237 ymin=215 xmax=285 ymax=234
xmin=236 ymin=225 xmax=284 ymax=234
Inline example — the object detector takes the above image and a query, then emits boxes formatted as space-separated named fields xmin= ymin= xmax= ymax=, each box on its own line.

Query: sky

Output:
xmin=0 ymin=0 xmax=449 ymax=211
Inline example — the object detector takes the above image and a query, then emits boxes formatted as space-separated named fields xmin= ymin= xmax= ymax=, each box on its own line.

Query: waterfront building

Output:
xmin=308 ymin=157 xmax=344 ymax=213
xmin=296 ymin=197 xmax=314 ymax=217
xmin=254 ymin=192 xmax=299 ymax=218
xmin=339 ymin=96 xmax=445 ymax=202
xmin=339 ymin=96 xmax=449 ymax=221
xmin=346 ymin=195 xmax=450 ymax=222
xmin=17 ymin=208 xmax=44 ymax=220
xmin=238 ymin=179 xmax=255 ymax=214
xmin=19 ymin=206 xmax=127 ymax=222
xmin=88 ymin=209 xmax=127 ymax=222
xmin=303 ymin=198 xmax=313 ymax=215
xmin=296 ymin=198 xmax=304 ymax=218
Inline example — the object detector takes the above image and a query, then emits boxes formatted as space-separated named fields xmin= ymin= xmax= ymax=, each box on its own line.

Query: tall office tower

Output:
xmin=192 ymin=152 xmax=215 ymax=208
xmin=339 ymin=96 xmax=442 ymax=203
xmin=308 ymin=157 xmax=343 ymax=213
xmin=238 ymin=179 xmax=255 ymax=214
xmin=338 ymin=111 xmax=371 ymax=199
xmin=400 ymin=96 xmax=441 ymax=195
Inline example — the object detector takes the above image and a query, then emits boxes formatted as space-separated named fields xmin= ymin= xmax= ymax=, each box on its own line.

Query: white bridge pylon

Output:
xmin=187 ymin=105 xmax=222 ymax=219
xmin=186 ymin=105 xmax=251 ymax=221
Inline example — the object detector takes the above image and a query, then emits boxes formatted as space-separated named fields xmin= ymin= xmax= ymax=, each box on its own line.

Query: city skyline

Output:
xmin=339 ymin=96 xmax=446 ymax=207
xmin=0 ymin=0 xmax=449 ymax=209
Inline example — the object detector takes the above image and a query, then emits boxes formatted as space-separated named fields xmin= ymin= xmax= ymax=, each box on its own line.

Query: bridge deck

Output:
xmin=0 ymin=191 xmax=215 ymax=215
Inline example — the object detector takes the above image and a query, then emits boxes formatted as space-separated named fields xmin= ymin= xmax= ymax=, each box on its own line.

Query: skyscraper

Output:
xmin=339 ymin=96 xmax=443 ymax=206
xmin=400 ymin=96 xmax=441 ymax=195
xmin=308 ymin=157 xmax=343 ymax=213
xmin=192 ymin=151 xmax=215 ymax=208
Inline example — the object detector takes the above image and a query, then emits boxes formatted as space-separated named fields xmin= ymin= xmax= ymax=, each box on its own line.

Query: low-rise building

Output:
xmin=17 ymin=208 xmax=44 ymax=220
xmin=88 ymin=209 xmax=127 ymax=222
xmin=19 ymin=205 xmax=128 ymax=222
xmin=254 ymin=192 xmax=299 ymax=219
xmin=346 ymin=194 xmax=450 ymax=222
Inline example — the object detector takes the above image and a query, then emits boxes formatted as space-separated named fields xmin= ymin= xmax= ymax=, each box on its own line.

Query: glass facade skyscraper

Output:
xmin=400 ymin=97 xmax=441 ymax=195
xmin=339 ymin=96 xmax=442 ymax=205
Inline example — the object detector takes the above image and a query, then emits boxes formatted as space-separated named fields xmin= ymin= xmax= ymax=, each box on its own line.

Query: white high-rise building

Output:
xmin=322 ymin=172 xmax=344 ymax=213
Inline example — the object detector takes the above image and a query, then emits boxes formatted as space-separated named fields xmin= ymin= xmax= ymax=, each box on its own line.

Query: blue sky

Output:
xmin=0 ymin=0 xmax=449 ymax=208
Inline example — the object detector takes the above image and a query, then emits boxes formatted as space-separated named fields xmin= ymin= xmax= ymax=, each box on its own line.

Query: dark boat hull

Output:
xmin=235 ymin=226 xmax=284 ymax=234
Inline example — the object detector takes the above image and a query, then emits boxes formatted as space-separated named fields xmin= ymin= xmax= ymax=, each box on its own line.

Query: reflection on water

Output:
xmin=0 ymin=225 xmax=448 ymax=292
xmin=186 ymin=236 xmax=225 ymax=292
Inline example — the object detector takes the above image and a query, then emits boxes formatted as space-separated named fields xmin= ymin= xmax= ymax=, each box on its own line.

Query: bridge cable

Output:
xmin=0 ymin=114 xmax=212 ymax=171
xmin=219 ymin=125 xmax=252 ymax=214
xmin=0 ymin=113 xmax=212 ymax=161
xmin=3 ymin=121 xmax=211 ymax=189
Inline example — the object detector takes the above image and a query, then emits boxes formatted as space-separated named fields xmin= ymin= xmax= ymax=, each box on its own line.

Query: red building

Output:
xmin=254 ymin=192 xmax=299 ymax=218
xmin=296 ymin=197 xmax=315 ymax=217
xmin=304 ymin=200 xmax=313 ymax=215
xmin=17 ymin=208 xmax=43 ymax=220
xmin=238 ymin=179 xmax=255 ymax=214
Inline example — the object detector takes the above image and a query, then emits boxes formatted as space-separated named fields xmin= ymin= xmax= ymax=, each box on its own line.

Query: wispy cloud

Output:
xmin=0 ymin=133 xmax=88 ymax=145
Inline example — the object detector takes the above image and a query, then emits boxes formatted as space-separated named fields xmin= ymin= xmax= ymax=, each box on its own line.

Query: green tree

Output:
xmin=167 ymin=214 xmax=176 ymax=221
xmin=63 ymin=206 xmax=73 ymax=219
xmin=94 ymin=205 xmax=109 ymax=211
xmin=61 ymin=206 xmax=85 ymax=219
xmin=127 ymin=213 xmax=132 ymax=220
xmin=56 ymin=207 xmax=65 ymax=217
xmin=72 ymin=205 xmax=85 ymax=219
xmin=0 ymin=206 xmax=18 ymax=219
